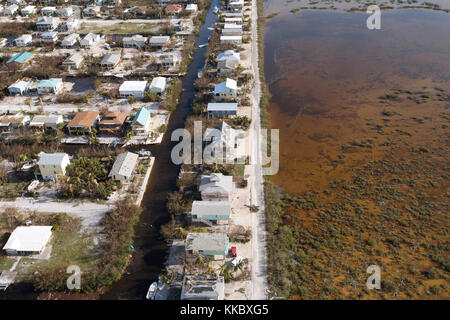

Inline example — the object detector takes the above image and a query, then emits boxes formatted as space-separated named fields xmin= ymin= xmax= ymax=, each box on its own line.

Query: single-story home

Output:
xmin=8 ymin=78 xmax=32 ymax=95
xmin=0 ymin=113 xmax=30 ymax=130
xmin=190 ymin=200 xmax=231 ymax=225
xmin=66 ymin=110 xmax=99 ymax=135
xmin=41 ymin=31 xmax=58 ymax=44
xmin=149 ymin=36 xmax=170 ymax=47
xmin=185 ymin=233 xmax=229 ymax=262
xmin=181 ymin=275 xmax=224 ymax=300
xmin=41 ymin=6 xmax=56 ymax=16
xmin=62 ymin=52 xmax=84 ymax=69
xmin=199 ymin=173 xmax=233 ymax=201
xmin=37 ymin=78 xmax=63 ymax=95
xmin=80 ymin=33 xmax=100 ymax=48
xmin=83 ymin=5 xmax=101 ymax=17
xmin=131 ymin=107 xmax=150 ymax=135
xmin=119 ymin=80 xmax=147 ymax=99
xmin=21 ymin=5 xmax=37 ymax=15
xmin=217 ymin=59 xmax=238 ymax=74
xmin=165 ymin=4 xmax=182 ymax=15
xmin=122 ymin=34 xmax=147 ymax=49
xmin=220 ymin=35 xmax=242 ymax=45
xmin=149 ymin=76 xmax=167 ymax=94
xmin=4 ymin=4 xmax=19 ymax=16
xmin=3 ymin=226 xmax=53 ymax=256
xmin=7 ymin=51 xmax=34 ymax=67
xmin=38 ymin=152 xmax=70 ymax=181
xmin=60 ymin=33 xmax=79 ymax=47
xmin=15 ymin=34 xmax=33 ymax=47
xmin=100 ymin=53 xmax=121 ymax=70
xmin=222 ymin=23 xmax=243 ymax=36
xmin=228 ymin=0 xmax=244 ymax=11
xmin=185 ymin=4 xmax=198 ymax=13
xmin=29 ymin=114 xmax=63 ymax=130
xmin=214 ymin=78 xmax=238 ymax=100
xmin=57 ymin=6 xmax=73 ymax=17
xmin=218 ymin=50 xmax=240 ymax=64
xmin=224 ymin=17 xmax=243 ymax=24
xmin=207 ymin=103 xmax=238 ymax=118
xmin=108 ymin=151 xmax=139 ymax=182
xmin=98 ymin=110 xmax=128 ymax=135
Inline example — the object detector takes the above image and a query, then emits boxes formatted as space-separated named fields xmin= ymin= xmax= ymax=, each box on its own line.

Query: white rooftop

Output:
xmin=3 ymin=226 xmax=52 ymax=253
xmin=119 ymin=81 xmax=147 ymax=92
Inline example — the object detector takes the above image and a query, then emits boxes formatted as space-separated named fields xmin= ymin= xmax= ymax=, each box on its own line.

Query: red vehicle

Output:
xmin=230 ymin=246 xmax=237 ymax=257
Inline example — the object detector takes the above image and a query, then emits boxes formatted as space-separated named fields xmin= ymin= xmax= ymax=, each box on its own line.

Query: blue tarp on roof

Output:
xmin=131 ymin=107 xmax=150 ymax=126
xmin=7 ymin=52 xmax=34 ymax=64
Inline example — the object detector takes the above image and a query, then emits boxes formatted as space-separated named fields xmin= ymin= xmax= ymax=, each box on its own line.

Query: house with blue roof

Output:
xmin=37 ymin=78 xmax=63 ymax=95
xmin=7 ymin=52 xmax=34 ymax=67
xmin=131 ymin=107 xmax=150 ymax=136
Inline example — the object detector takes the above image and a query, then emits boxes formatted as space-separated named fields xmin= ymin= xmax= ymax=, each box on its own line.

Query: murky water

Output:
xmin=263 ymin=5 xmax=450 ymax=195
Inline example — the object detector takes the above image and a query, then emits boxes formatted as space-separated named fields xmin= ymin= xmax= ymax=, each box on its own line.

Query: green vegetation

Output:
xmin=78 ymin=22 xmax=158 ymax=35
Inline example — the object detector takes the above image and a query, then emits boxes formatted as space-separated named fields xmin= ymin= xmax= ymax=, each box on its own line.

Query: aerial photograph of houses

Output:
xmin=0 ymin=0 xmax=448 ymax=314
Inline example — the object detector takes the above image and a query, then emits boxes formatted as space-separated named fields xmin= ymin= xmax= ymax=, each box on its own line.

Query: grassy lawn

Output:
xmin=0 ymin=182 xmax=26 ymax=200
xmin=0 ymin=255 xmax=16 ymax=272
xmin=78 ymin=22 xmax=158 ymax=35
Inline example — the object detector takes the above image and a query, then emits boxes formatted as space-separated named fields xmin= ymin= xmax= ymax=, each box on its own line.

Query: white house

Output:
xmin=158 ymin=53 xmax=180 ymax=69
xmin=185 ymin=4 xmax=198 ymax=13
xmin=83 ymin=5 xmax=101 ymax=17
xmin=62 ymin=52 xmax=84 ymax=69
xmin=61 ymin=18 xmax=80 ymax=33
xmin=217 ymin=50 xmax=240 ymax=74
xmin=57 ymin=6 xmax=73 ymax=17
xmin=199 ymin=173 xmax=233 ymax=201
xmin=108 ymin=152 xmax=139 ymax=182
xmin=4 ymin=4 xmax=18 ymax=16
xmin=41 ymin=6 xmax=57 ymax=16
xmin=149 ymin=77 xmax=167 ymax=94
xmin=60 ymin=33 xmax=79 ymax=47
xmin=15 ymin=34 xmax=33 ymax=47
xmin=21 ymin=5 xmax=37 ymax=15
xmin=119 ymin=81 xmax=147 ymax=99
xmin=36 ymin=16 xmax=60 ymax=31
xmin=3 ymin=226 xmax=53 ymax=256
xmin=204 ymin=121 xmax=240 ymax=162
xmin=149 ymin=36 xmax=170 ymax=47
xmin=122 ymin=34 xmax=147 ymax=49
xmin=214 ymin=78 xmax=238 ymax=100
xmin=222 ymin=23 xmax=242 ymax=36
xmin=38 ymin=152 xmax=70 ymax=181
xmin=7 ymin=0 xmax=23 ymax=5
xmin=220 ymin=35 xmax=242 ymax=45
xmin=8 ymin=78 xmax=32 ymax=95
xmin=41 ymin=31 xmax=58 ymax=44
xmin=131 ymin=107 xmax=150 ymax=135
xmin=100 ymin=53 xmax=121 ymax=70
xmin=29 ymin=114 xmax=63 ymax=130
xmin=80 ymin=33 xmax=100 ymax=48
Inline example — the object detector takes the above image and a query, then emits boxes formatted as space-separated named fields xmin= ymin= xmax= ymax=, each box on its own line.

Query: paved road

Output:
xmin=249 ymin=0 xmax=268 ymax=300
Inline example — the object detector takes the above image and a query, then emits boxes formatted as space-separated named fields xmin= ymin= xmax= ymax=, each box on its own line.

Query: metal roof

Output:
xmin=131 ymin=107 xmax=150 ymax=126
xmin=3 ymin=226 xmax=52 ymax=252
xmin=207 ymin=103 xmax=238 ymax=112
xmin=186 ymin=233 xmax=228 ymax=252
xmin=191 ymin=200 xmax=231 ymax=218
xmin=38 ymin=153 xmax=69 ymax=166
xmin=199 ymin=173 xmax=233 ymax=194
xmin=7 ymin=51 xmax=34 ymax=64
xmin=108 ymin=152 xmax=138 ymax=178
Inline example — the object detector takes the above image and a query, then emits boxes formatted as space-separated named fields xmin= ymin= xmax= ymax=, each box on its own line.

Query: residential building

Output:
xmin=37 ymin=78 xmax=63 ymax=95
xmin=218 ymin=50 xmax=240 ymax=64
xmin=83 ymin=5 xmax=100 ymax=17
xmin=122 ymin=35 xmax=147 ymax=49
xmin=165 ymin=4 xmax=182 ymax=15
xmin=149 ymin=36 xmax=170 ymax=47
xmin=38 ymin=152 xmax=70 ymax=181
xmin=220 ymin=35 xmax=242 ymax=45
xmin=60 ymin=33 xmax=79 ymax=47
xmin=7 ymin=51 xmax=34 ymax=67
xmin=80 ymin=33 xmax=100 ymax=48
xmin=190 ymin=200 xmax=231 ymax=225
xmin=57 ymin=6 xmax=73 ymax=17
xmin=131 ymin=107 xmax=150 ymax=135
xmin=8 ymin=78 xmax=32 ymax=95
xmin=100 ymin=54 xmax=121 ymax=70
xmin=41 ymin=31 xmax=58 ymax=44
xmin=66 ymin=110 xmax=99 ymax=134
xmin=119 ymin=80 xmax=147 ymax=99
xmin=98 ymin=110 xmax=128 ymax=135
xmin=3 ymin=226 xmax=53 ymax=256
xmin=61 ymin=18 xmax=80 ymax=32
xmin=185 ymin=4 xmax=198 ymax=13
xmin=5 ymin=4 xmax=19 ymax=16
xmin=217 ymin=59 xmax=238 ymax=74
xmin=224 ymin=17 xmax=243 ymax=24
xmin=36 ymin=16 xmax=60 ymax=31
xmin=149 ymin=76 xmax=167 ymax=94
xmin=158 ymin=53 xmax=180 ymax=69
xmin=181 ymin=275 xmax=225 ymax=300
xmin=222 ymin=23 xmax=242 ymax=36
xmin=199 ymin=173 xmax=233 ymax=201
xmin=108 ymin=151 xmax=139 ymax=182
xmin=29 ymin=114 xmax=63 ymax=130
xmin=14 ymin=35 xmax=33 ymax=47
xmin=207 ymin=103 xmax=238 ymax=118
xmin=214 ymin=78 xmax=238 ymax=100
xmin=228 ymin=0 xmax=244 ymax=11
xmin=21 ymin=5 xmax=37 ymax=15
xmin=62 ymin=52 xmax=84 ymax=69
xmin=40 ymin=6 xmax=56 ymax=16
xmin=185 ymin=233 xmax=229 ymax=262
xmin=0 ymin=113 xmax=30 ymax=130
xmin=6 ymin=0 xmax=23 ymax=5
xmin=204 ymin=121 xmax=240 ymax=162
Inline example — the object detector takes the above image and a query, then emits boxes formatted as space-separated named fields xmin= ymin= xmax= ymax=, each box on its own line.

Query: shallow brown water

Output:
xmin=263 ymin=8 xmax=450 ymax=195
